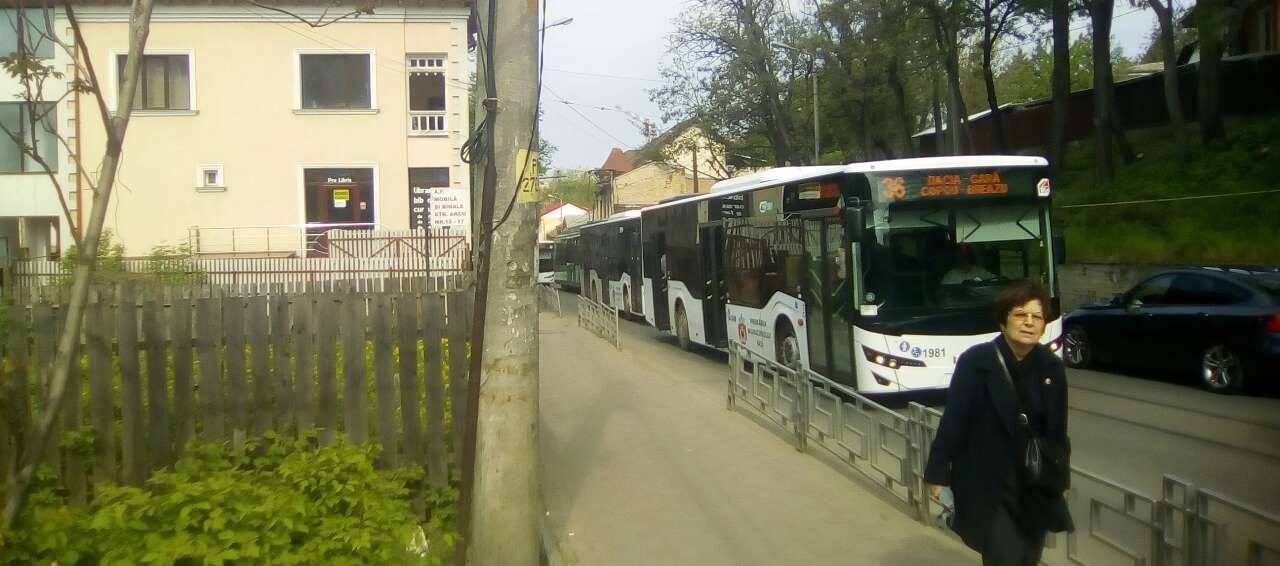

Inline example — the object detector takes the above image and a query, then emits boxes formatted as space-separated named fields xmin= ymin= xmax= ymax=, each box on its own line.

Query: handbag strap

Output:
xmin=991 ymin=343 xmax=1031 ymax=425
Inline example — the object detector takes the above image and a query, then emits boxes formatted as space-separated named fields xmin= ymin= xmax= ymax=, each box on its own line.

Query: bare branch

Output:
xmin=243 ymin=0 xmax=371 ymax=28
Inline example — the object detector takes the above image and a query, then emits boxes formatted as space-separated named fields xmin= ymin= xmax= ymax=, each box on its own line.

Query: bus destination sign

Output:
xmin=870 ymin=168 xmax=1044 ymax=204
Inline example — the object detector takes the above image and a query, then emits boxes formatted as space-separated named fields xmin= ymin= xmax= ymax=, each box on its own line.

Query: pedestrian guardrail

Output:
xmin=576 ymin=295 xmax=619 ymax=350
xmin=725 ymin=342 xmax=1280 ymax=566
xmin=537 ymin=284 xmax=562 ymax=316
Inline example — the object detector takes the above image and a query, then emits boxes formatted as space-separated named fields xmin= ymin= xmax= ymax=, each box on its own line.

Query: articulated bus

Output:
xmin=580 ymin=211 xmax=645 ymax=317
xmin=537 ymin=240 xmax=556 ymax=284
xmin=552 ymin=227 xmax=584 ymax=292
xmin=641 ymin=155 xmax=1064 ymax=393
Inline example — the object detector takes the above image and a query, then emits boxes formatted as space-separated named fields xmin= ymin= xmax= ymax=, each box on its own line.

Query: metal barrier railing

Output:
xmin=576 ymin=295 xmax=619 ymax=350
xmin=537 ymin=284 xmax=562 ymax=316
xmin=724 ymin=342 xmax=1280 ymax=566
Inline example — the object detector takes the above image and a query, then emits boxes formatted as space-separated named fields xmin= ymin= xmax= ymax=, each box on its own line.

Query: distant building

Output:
xmin=539 ymin=200 xmax=588 ymax=241
xmin=69 ymin=0 xmax=471 ymax=257
xmin=590 ymin=121 xmax=726 ymax=219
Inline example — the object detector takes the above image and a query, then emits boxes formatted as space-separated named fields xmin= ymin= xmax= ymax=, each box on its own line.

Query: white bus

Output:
xmin=537 ymin=240 xmax=556 ymax=285
xmin=640 ymin=156 xmax=1064 ymax=393
xmin=580 ymin=210 xmax=644 ymax=316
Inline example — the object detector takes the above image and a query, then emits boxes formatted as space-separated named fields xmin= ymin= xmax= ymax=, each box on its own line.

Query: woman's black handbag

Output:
xmin=992 ymin=345 xmax=1070 ymax=492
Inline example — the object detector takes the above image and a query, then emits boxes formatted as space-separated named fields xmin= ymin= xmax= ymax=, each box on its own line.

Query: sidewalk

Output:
xmin=538 ymin=311 xmax=976 ymax=566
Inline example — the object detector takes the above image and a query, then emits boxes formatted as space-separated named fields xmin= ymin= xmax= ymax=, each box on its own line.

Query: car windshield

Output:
xmin=865 ymin=202 xmax=1050 ymax=311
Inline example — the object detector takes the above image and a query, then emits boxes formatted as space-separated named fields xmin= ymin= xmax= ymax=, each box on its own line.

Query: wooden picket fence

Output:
xmin=0 ymin=283 xmax=473 ymax=505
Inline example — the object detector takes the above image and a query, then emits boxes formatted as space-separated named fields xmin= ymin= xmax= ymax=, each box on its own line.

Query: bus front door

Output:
xmin=700 ymin=224 xmax=728 ymax=348
xmin=804 ymin=218 xmax=856 ymax=386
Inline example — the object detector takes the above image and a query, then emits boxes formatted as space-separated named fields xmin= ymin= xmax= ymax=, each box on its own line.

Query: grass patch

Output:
xmin=1053 ymin=113 xmax=1280 ymax=264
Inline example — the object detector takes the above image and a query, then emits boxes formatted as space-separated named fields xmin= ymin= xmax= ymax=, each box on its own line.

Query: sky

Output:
xmin=540 ymin=0 xmax=1163 ymax=172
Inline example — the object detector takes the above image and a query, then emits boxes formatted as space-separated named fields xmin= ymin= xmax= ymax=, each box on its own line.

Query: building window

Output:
xmin=116 ymin=53 xmax=192 ymax=111
xmin=300 ymin=53 xmax=372 ymax=110
xmin=1 ymin=8 xmax=54 ymax=59
xmin=196 ymin=164 xmax=224 ymax=190
xmin=0 ymin=102 xmax=58 ymax=173
xmin=408 ymin=56 xmax=446 ymax=133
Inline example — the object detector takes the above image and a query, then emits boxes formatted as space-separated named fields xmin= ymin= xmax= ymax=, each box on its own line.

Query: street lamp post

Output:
xmin=773 ymin=42 xmax=819 ymax=164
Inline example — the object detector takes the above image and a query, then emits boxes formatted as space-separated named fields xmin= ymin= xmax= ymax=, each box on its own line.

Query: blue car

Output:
xmin=1063 ymin=267 xmax=1280 ymax=394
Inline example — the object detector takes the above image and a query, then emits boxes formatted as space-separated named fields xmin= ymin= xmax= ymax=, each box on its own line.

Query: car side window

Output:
xmin=1165 ymin=275 xmax=1212 ymax=305
xmin=1211 ymin=278 xmax=1252 ymax=305
xmin=1130 ymin=274 xmax=1174 ymax=305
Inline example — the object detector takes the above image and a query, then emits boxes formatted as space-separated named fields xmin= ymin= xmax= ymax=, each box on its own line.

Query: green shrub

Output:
xmin=1 ymin=433 xmax=453 ymax=565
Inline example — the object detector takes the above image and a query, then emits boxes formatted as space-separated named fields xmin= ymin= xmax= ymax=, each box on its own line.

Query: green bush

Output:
xmin=1 ymin=434 xmax=454 ymax=566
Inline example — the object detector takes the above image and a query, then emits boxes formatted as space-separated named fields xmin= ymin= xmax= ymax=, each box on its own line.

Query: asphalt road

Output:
xmin=547 ymin=292 xmax=1280 ymax=564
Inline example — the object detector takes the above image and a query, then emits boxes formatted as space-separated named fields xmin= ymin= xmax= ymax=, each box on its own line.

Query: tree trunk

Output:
xmin=887 ymin=54 xmax=915 ymax=156
xmin=3 ymin=0 xmax=157 ymax=528
xmin=1090 ymin=0 xmax=1115 ymax=184
xmin=1197 ymin=0 xmax=1228 ymax=144
xmin=932 ymin=73 xmax=946 ymax=156
xmin=1049 ymin=0 xmax=1071 ymax=172
xmin=1148 ymin=0 xmax=1188 ymax=159
xmin=982 ymin=7 xmax=1010 ymax=153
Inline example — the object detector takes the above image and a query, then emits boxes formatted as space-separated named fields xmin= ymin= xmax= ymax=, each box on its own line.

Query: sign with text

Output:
xmin=409 ymin=167 xmax=469 ymax=231
xmin=868 ymin=168 xmax=1046 ymax=205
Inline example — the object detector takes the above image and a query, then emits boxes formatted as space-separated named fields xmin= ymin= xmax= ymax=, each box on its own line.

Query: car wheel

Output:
xmin=775 ymin=320 xmax=801 ymax=370
xmin=1064 ymin=325 xmax=1092 ymax=369
xmin=1201 ymin=345 xmax=1245 ymax=394
xmin=675 ymin=302 xmax=692 ymax=350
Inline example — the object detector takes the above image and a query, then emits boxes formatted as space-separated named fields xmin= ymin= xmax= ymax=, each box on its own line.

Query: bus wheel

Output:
xmin=675 ymin=303 xmax=692 ymax=350
xmin=775 ymin=321 xmax=800 ymax=370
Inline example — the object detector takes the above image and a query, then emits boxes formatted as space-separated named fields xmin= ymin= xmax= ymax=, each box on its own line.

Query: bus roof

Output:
xmin=583 ymin=209 xmax=641 ymax=228
xmin=645 ymin=155 xmax=1049 ymax=214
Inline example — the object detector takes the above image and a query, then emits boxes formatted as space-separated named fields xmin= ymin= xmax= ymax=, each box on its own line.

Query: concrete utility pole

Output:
xmin=457 ymin=0 xmax=541 ymax=564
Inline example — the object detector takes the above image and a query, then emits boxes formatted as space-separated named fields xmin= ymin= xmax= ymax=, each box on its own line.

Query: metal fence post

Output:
xmin=726 ymin=344 xmax=737 ymax=411
xmin=794 ymin=369 xmax=808 ymax=453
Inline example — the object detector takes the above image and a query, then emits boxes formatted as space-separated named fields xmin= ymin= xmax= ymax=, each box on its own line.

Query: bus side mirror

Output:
xmin=845 ymin=208 xmax=865 ymax=241
xmin=1053 ymin=233 xmax=1067 ymax=265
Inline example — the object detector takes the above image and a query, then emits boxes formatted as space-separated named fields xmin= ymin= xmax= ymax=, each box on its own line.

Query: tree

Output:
xmin=1195 ymin=0 xmax=1229 ymax=144
xmin=1142 ymin=0 xmax=1189 ymax=159
xmin=653 ymin=0 xmax=803 ymax=166
xmin=1086 ymin=0 xmax=1136 ymax=184
xmin=970 ymin=0 xmax=1042 ymax=153
xmin=542 ymin=169 xmax=596 ymax=208
xmin=1047 ymin=0 xmax=1072 ymax=172
xmin=917 ymin=0 xmax=975 ymax=155
xmin=3 ymin=0 xmax=158 ymax=527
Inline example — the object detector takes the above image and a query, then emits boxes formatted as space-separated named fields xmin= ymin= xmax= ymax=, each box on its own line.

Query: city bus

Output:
xmin=640 ymin=156 xmax=1064 ymax=393
xmin=552 ymin=227 xmax=584 ymax=292
xmin=537 ymin=240 xmax=556 ymax=284
xmin=580 ymin=210 xmax=644 ymax=316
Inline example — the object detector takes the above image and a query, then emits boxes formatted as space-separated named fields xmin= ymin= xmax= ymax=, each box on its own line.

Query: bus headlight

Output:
xmin=862 ymin=346 xmax=927 ymax=369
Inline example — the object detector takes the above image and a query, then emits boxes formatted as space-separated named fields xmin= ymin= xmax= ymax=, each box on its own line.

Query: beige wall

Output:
xmin=614 ymin=162 xmax=698 ymax=208
xmin=77 ymin=7 xmax=469 ymax=254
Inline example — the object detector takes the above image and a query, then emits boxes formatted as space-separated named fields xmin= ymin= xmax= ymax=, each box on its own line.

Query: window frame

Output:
xmin=294 ymin=48 xmax=378 ymax=113
xmin=406 ymin=54 xmax=447 ymax=135
xmin=108 ymin=48 xmax=197 ymax=114
xmin=196 ymin=164 xmax=225 ymax=192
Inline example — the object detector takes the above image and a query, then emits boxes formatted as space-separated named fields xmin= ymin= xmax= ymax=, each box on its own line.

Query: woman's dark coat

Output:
xmin=924 ymin=339 xmax=1074 ymax=553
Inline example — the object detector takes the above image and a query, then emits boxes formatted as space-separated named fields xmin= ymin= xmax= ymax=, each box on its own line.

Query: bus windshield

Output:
xmin=865 ymin=202 xmax=1049 ymax=311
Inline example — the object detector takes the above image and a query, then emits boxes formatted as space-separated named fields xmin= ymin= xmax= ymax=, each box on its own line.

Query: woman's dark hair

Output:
xmin=994 ymin=279 xmax=1053 ymax=325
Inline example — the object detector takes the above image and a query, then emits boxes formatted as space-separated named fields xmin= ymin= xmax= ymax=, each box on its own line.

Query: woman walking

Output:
xmin=924 ymin=280 xmax=1074 ymax=566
